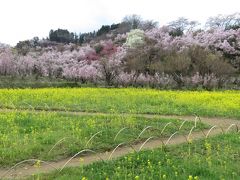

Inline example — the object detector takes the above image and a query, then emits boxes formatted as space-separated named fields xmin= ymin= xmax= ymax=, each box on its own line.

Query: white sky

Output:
xmin=0 ymin=0 xmax=239 ymax=45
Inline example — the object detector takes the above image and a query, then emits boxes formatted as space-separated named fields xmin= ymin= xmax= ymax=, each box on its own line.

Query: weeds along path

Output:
xmin=0 ymin=108 xmax=239 ymax=179
xmin=0 ymin=107 xmax=239 ymax=126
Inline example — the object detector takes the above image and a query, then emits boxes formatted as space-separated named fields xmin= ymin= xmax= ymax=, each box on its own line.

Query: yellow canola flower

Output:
xmin=188 ymin=175 xmax=193 ymax=180
xmin=135 ymin=176 xmax=140 ymax=180
xmin=34 ymin=160 xmax=41 ymax=168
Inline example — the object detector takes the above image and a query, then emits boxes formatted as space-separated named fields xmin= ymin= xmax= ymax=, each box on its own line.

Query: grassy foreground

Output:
xmin=0 ymin=88 xmax=239 ymax=119
xmin=35 ymin=133 xmax=240 ymax=180
xmin=0 ymin=111 xmax=205 ymax=167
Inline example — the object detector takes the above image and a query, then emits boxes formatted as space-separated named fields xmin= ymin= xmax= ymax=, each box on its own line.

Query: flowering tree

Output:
xmin=206 ymin=13 xmax=240 ymax=30
xmin=98 ymin=46 xmax=126 ymax=85
xmin=0 ymin=47 xmax=15 ymax=76
xmin=125 ymin=29 xmax=145 ymax=48
xmin=0 ymin=15 xmax=239 ymax=89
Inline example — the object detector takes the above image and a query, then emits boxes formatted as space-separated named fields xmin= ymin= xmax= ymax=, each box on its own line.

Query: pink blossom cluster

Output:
xmin=146 ymin=27 xmax=240 ymax=55
xmin=0 ymin=27 xmax=239 ymax=89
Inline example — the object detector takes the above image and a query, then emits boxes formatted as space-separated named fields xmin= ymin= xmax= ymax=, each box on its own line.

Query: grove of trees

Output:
xmin=0 ymin=13 xmax=240 ymax=89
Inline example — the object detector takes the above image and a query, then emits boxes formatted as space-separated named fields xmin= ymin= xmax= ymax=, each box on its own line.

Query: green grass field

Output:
xmin=36 ymin=133 xmax=240 ymax=180
xmin=0 ymin=111 xmax=206 ymax=167
xmin=0 ymin=88 xmax=239 ymax=119
xmin=0 ymin=88 xmax=239 ymax=179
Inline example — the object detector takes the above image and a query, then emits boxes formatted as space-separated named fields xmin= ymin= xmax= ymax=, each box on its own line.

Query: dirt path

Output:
xmin=0 ymin=108 xmax=239 ymax=179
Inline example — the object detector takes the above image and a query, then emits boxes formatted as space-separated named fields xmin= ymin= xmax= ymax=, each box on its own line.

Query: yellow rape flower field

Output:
xmin=0 ymin=88 xmax=239 ymax=118
xmin=0 ymin=88 xmax=239 ymax=179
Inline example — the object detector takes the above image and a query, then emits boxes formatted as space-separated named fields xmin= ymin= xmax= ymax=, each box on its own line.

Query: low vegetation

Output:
xmin=0 ymin=88 xmax=239 ymax=119
xmin=36 ymin=133 xmax=240 ymax=180
xmin=0 ymin=88 xmax=238 ymax=179
xmin=0 ymin=111 xmax=206 ymax=167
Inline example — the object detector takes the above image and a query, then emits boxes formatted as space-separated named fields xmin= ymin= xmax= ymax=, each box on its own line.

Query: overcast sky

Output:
xmin=0 ymin=0 xmax=239 ymax=45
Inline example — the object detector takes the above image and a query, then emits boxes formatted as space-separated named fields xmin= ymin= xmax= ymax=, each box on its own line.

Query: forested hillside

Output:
xmin=1 ymin=14 xmax=240 ymax=89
